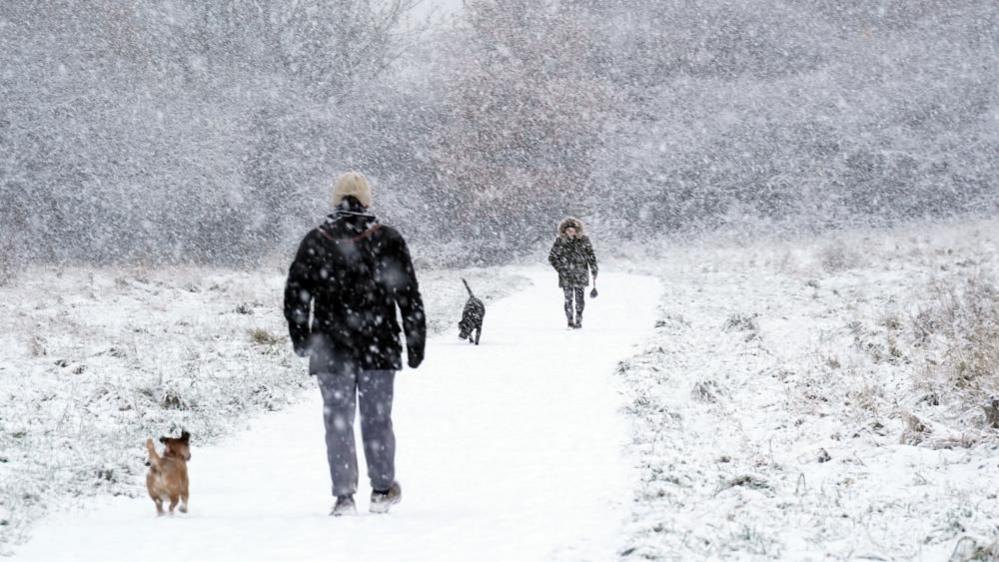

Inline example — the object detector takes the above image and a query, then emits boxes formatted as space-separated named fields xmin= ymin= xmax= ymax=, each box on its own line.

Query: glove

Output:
xmin=293 ymin=341 xmax=310 ymax=358
xmin=407 ymin=347 xmax=424 ymax=369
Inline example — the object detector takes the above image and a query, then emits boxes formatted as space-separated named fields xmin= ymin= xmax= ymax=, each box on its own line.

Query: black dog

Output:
xmin=458 ymin=278 xmax=485 ymax=345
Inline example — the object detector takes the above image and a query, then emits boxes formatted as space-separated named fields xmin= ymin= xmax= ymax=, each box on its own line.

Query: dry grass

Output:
xmin=901 ymin=275 xmax=999 ymax=441
xmin=818 ymin=241 xmax=864 ymax=273
xmin=248 ymin=328 xmax=284 ymax=347
xmin=723 ymin=312 xmax=759 ymax=332
xmin=950 ymin=537 xmax=999 ymax=562
xmin=0 ymin=242 xmax=18 ymax=287
xmin=914 ymin=277 xmax=999 ymax=395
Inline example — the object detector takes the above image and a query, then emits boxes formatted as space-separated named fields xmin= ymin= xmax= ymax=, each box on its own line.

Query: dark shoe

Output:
xmin=331 ymin=495 xmax=356 ymax=517
xmin=370 ymin=482 xmax=402 ymax=514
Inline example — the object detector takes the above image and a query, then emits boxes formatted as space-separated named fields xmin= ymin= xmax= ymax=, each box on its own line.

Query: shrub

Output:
xmin=249 ymin=328 xmax=283 ymax=347
xmin=819 ymin=242 xmax=863 ymax=273
xmin=913 ymin=276 xmax=999 ymax=422
xmin=0 ymin=241 xmax=17 ymax=286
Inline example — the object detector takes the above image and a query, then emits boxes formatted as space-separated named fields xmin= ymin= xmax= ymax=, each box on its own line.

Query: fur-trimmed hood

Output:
xmin=557 ymin=217 xmax=585 ymax=238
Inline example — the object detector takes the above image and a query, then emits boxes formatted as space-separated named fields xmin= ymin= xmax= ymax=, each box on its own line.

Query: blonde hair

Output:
xmin=332 ymin=171 xmax=373 ymax=208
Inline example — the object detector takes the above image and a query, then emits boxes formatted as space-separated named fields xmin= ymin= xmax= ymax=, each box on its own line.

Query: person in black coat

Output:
xmin=548 ymin=217 xmax=598 ymax=329
xmin=284 ymin=171 xmax=425 ymax=516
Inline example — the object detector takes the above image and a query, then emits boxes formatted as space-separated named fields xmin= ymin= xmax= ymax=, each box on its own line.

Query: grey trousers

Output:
xmin=563 ymin=286 xmax=585 ymax=322
xmin=316 ymin=369 xmax=396 ymax=497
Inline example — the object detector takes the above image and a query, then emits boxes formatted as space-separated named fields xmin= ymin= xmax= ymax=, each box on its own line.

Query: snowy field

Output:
xmin=10 ymin=271 xmax=660 ymax=562
xmin=0 ymin=264 xmax=530 ymax=555
xmin=3 ymin=218 xmax=999 ymax=560
xmin=613 ymin=218 xmax=999 ymax=560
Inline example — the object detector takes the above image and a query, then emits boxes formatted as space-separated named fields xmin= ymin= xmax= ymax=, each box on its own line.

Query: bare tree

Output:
xmin=431 ymin=0 xmax=610 ymax=256
xmin=0 ymin=0 xmax=426 ymax=264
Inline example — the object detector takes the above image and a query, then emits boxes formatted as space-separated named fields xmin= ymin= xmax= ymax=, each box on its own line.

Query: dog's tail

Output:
xmin=462 ymin=278 xmax=475 ymax=298
xmin=145 ymin=438 xmax=161 ymax=471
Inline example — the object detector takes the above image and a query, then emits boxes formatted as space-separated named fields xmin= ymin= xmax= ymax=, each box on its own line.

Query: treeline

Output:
xmin=1 ymin=0 xmax=996 ymax=266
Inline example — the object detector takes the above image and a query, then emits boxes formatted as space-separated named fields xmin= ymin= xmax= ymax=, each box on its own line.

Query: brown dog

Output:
xmin=145 ymin=431 xmax=191 ymax=516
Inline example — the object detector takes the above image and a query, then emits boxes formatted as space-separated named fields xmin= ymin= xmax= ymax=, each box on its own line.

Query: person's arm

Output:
xmin=548 ymin=239 xmax=561 ymax=270
xmin=387 ymin=233 xmax=426 ymax=369
xmin=584 ymin=237 xmax=599 ymax=279
xmin=283 ymin=233 xmax=317 ymax=357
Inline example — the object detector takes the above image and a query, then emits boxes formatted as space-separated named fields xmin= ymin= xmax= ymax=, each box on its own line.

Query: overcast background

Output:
xmin=1 ymin=0 xmax=996 ymax=268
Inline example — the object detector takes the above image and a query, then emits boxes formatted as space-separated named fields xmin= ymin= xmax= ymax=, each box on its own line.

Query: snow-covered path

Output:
xmin=13 ymin=271 xmax=660 ymax=562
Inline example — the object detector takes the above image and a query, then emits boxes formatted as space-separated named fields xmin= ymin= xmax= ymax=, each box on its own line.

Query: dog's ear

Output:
xmin=180 ymin=430 xmax=190 ymax=442
xmin=159 ymin=436 xmax=168 ymax=444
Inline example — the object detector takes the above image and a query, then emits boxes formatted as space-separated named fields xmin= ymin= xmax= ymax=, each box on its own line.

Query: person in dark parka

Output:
xmin=284 ymin=171 xmax=425 ymax=516
xmin=548 ymin=217 xmax=598 ymax=329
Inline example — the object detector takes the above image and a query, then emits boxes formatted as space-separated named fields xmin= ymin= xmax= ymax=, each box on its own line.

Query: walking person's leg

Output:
xmin=317 ymin=369 xmax=360 ymax=512
xmin=574 ymin=287 xmax=585 ymax=327
xmin=358 ymin=369 xmax=401 ymax=512
xmin=357 ymin=369 xmax=396 ymax=491
xmin=563 ymin=287 xmax=575 ymax=327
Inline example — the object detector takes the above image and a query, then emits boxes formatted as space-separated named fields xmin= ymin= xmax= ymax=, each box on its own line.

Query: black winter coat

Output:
xmin=284 ymin=210 xmax=426 ymax=373
xmin=548 ymin=235 xmax=598 ymax=288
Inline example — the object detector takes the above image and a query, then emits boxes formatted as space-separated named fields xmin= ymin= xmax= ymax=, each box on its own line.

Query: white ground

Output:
xmin=5 ymin=219 xmax=998 ymax=561
xmin=10 ymin=272 xmax=661 ymax=562
xmin=0 ymin=265 xmax=529 ymax=553
xmin=613 ymin=219 xmax=999 ymax=560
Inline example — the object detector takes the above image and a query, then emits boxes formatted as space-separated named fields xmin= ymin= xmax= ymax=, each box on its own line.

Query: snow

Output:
xmin=10 ymin=271 xmax=661 ymax=562
xmin=3 ymin=1 xmax=994 ymax=267
xmin=2 ymin=0 xmax=997 ymax=558
xmin=0 ymin=264 xmax=529 ymax=554
xmin=613 ymin=219 xmax=999 ymax=559
xmin=4 ymin=220 xmax=999 ymax=560
xmin=410 ymin=0 xmax=463 ymax=20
